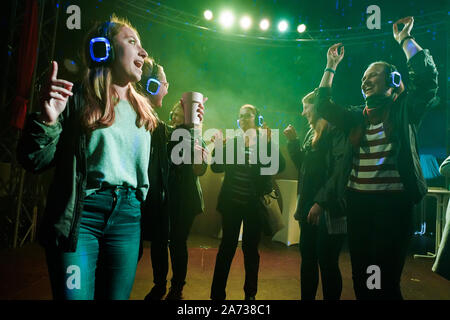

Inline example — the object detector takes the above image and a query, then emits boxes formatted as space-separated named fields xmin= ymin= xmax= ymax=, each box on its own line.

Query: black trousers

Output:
xmin=150 ymin=208 xmax=197 ymax=288
xmin=210 ymin=201 xmax=262 ymax=300
xmin=299 ymin=216 xmax=345 ymax=300
xmin=346 ymin=191 xmax=414 ymax=300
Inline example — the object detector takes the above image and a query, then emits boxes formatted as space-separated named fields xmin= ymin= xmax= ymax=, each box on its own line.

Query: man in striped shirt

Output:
xmin=348 ymin=121 xmax=404 ymax=192
xmin=314 ymin=16 xmax=439 ymax=299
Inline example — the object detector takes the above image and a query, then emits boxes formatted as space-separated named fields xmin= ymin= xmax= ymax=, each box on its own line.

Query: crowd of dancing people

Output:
xmin=17 ymin=13 xmax=446 ymax=301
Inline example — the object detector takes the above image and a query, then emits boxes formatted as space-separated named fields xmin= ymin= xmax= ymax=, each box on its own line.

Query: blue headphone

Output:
xmin=89 ymin=21 xmax=115 ymax=66
xmin=237 ymin=108 xmax=264 ymax=128
xmin=388 ymin=70 xmax=402 ymax=88
xmin=144 ymin=63 xmax=161 ymax=96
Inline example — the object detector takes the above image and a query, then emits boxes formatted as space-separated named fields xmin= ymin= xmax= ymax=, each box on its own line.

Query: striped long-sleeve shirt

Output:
xmin=347 ymin=122 xmax=404 ymax=192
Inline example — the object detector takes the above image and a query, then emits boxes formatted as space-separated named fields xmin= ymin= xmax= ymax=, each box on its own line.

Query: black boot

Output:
xmin=165 ymin=285 xmax=184 ymax=300
xmin=144 ymin=284 xmax=167 ymax=301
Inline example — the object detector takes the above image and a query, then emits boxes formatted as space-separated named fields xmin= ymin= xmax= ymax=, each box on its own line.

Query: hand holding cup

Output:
xmin=181 ymin=91 xmax=207 ymax=127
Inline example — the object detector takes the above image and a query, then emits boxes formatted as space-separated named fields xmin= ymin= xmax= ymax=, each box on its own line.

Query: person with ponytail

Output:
xmin=283 ymin=91 xmax=349 ymax=300
xmin=17 ymin=15 xmax=157 ymax=299
xmin=314 ymin=16 xmax=439 ymax=299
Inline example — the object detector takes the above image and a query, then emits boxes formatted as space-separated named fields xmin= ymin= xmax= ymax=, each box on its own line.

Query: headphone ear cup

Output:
xmin=89 ymin=22 xmax=114 ymax=66
xmin=385 ymin=65 xmax=401 ymax=88
xmin=256 ymin=114 xmax=264 ymax=127
xmin=145 ymin=64 xmax=161 ymax=95
xmin=254 ymin=109 xmax=263 ymax=127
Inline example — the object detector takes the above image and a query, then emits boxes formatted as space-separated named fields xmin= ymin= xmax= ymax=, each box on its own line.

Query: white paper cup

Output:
xmin=182 ymin=91 xmax=203 ymax=125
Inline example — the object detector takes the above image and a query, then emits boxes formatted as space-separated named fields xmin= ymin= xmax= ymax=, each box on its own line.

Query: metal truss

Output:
xmin=0 ymin=0 xmax=60 ymax=249
xmin=116 ymin=0 xmax=446 ymax=48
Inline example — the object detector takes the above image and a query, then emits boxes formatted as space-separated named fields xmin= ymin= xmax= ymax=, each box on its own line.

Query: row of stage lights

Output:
xmin=203 ymin=9 xmax=307 ymax=33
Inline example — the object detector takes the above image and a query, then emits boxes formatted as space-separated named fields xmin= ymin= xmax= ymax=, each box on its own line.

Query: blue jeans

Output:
xmin=45 ymin=187 xmax=141 ymax=300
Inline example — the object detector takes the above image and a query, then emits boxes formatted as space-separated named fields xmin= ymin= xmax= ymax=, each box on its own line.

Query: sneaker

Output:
xmin=144 ymin=285 xmax=167 ymax=300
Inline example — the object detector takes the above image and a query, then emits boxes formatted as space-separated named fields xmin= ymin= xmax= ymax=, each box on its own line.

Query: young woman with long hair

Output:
xmin=18 ymin=15 xmax=157 ymax=300
xmin=284 ymin=92 xmax=349 ymax=300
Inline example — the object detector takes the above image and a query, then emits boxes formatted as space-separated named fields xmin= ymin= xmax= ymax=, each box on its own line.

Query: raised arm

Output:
xmin=314 ymin=43 xmax=363 ymax=132
xmin=393 ymin=16 xmax=439 ymax=124
xmin=17 ymin=61 xmax=73 ymax=173
xmin=393 ymin=16 xmax=422 ymax=61
xmin=319 ymin=43 xmax=345 ymax=88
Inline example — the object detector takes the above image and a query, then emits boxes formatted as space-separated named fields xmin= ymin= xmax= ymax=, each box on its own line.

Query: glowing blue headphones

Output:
xmin=145 ymin=63 xmax=161 ymax=95
xmin=237 ymin=108 xmax=264 ymax=128
xmin=89 ymin=22 xmax=114 ymax=65
xmin=388 ymin=70 xmax=402 ymax=88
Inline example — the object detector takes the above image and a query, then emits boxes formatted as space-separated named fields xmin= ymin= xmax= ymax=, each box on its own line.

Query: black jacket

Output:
xmin=142 ymin=122 xmax=170 ymax=241
xmin=143 ymin=123 xmax=206 ymax=241
xmin=17 ymin=86 xmax=154 ymax=253
xmin=287 ymin=125 xmax=351 ymax=221
xmin=211 ymin=135 xmax=286 ymax=214
xmin=315 ymin=49 xmax=439 ymax=204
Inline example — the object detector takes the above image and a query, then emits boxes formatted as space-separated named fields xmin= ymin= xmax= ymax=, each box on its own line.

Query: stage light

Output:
xmin=259 ymin=19 xmax=270 ymax=31
xmin=240 ymin=16 xmax=252 ymax=30
xmin=297 ymin=24 xmax=306 ymax=33
xmin=278 ymin=20 xmax=288 ymax=32
xmin=219 ymin=10 xmax=235 ymax=28
xmin=204 ymin=10 xmax=213 ymax=21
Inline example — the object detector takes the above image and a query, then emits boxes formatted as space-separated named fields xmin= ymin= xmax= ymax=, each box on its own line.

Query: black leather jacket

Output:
xmin=315 ymin=49 xmax=439 ymax=204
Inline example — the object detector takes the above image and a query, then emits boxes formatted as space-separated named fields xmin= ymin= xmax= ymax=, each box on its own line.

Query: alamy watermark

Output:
xmin=366 ymin=265 xmax=381 ymax=290
xmin=366 ymin=5 xmax=381 ymax=30
xmin=66 ymin=5 xmax=81 ymax=30
xmin=170 ymin=128 xmax=280 ymax=175
xmin=66 ymin=265 xmax=81 ymax=290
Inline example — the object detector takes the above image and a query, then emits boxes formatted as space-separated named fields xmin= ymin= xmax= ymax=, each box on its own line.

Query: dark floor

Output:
xmin=0 ymin=233 xmax=449 ymax=300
